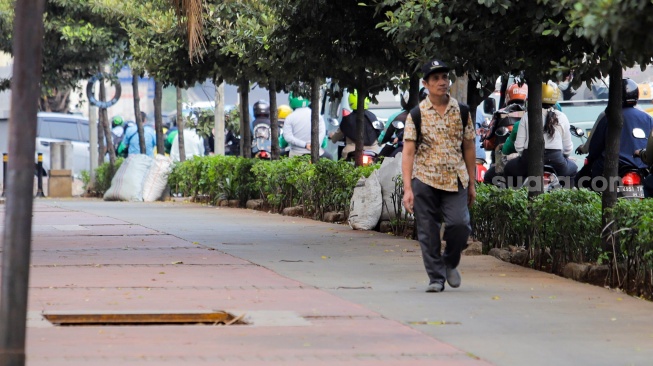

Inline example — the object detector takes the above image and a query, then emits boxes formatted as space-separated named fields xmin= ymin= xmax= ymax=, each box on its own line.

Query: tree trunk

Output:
xmin=97 ymin=106 xmax=106 ymax=166
xmin=0 ymin=0 xmax=46 ymax=364
xmin=269 ymin=80 xmax=280 ymax=160
xmin=240 ymin=78 xmax=252 ymax=158
xmin=406 ymin=72 xmax=420 ymax=110
xmin=132 ymin=73 xmax=145 ymax=155
xmin=602 ymin=62 xmax=624 ymax=229
xmin=498 ymin=74 xmax=509 ymax=109
xmin=355 ymin=67 xmax=367 ymax=167
xmin=176 ymin=87 xmax=186 ymax=162
xmin=38 ymin=88 xmax=70 ymax=113
xmin=215 ymin=77 xmax=225 ymax=156
xmin=311 ymin=77 xmax=320 ymax=163
xmin=99 ymin=81 xmax=115 ymax=171
xmin=154 ymin=81 xmax=164 ymax=155
xmin=526 ymin=72 xmax=543 ymax=198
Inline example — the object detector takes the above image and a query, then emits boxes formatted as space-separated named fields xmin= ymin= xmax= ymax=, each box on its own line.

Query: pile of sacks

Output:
xmin=348 ymin=153 xmax=404 ymax=230
xmin=104 ymin=154 xmax=173 ymax=202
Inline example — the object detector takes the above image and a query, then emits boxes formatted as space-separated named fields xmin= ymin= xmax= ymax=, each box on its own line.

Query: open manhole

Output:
xmin=43 ymin=311 xmax=247 ymax=326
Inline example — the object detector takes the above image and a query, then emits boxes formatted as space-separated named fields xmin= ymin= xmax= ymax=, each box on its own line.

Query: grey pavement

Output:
xmin=4 ymin=198 xmax=653 ymax=365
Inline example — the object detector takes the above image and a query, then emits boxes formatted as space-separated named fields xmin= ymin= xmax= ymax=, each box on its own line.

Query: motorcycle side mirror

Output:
xmin=569 ymin=125 xmax=585 ymax=138
xmin=328 ymin=117 xmax=340 ymax=127
xmin=372 ymin=120 xmax=385 ymax=130
xmin=392 ymin=120 xmax=405 ymax=129
xmin=279 ymin=128 xmax=284 ymax=135
xmin=481 ymin=117 xmax=490 ymax=128
xmin=483 ymin=98 xmax=496 ymax=114
xmin=633 ymin=128 xmax=647 ymax=139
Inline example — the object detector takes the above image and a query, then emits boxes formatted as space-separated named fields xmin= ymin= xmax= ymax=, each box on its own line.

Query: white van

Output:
xmin=0 ymin=113 xmax=89 ymax=183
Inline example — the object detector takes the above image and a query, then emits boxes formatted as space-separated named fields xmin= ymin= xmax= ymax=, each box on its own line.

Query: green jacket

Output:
xmin=501 ymin=120 xmax=520 ymax=155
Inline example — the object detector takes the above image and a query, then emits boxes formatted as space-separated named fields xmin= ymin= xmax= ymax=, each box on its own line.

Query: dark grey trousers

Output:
xmin=412 ymin=178 xmax=471 ymax=285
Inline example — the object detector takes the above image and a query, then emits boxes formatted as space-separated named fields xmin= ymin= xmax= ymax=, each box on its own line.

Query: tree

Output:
xmin=0 ymin=0 xmax=46 ymax=364
xmin=272 ymin=0 xmax=406 ymax=165
xmin=376 ymin=0 xmax=602 ymax=195
xmin=561 ymin=0 xmax=653 ymax=234
xmin=0 ymin=0 xmax=129 ymax=111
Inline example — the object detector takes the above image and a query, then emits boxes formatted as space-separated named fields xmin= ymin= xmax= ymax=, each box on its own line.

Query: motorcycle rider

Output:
xmin=277 ymin=104 xmax=293 ymax=156
xmin=283 ymin=93 xmax=331 ymax=158
xmin=502 ymin=82 xmax=577 ymax=188
xmin=584 ymin=78 xmax=653 ymax=184
xmin=379 ymin=88 xmax=429 ymax=158
xmin=111 ymin=115 xmax=126 ymax=148
xmin=251 ymin=100 xmax=272 ymax=157
xmin=329 ymin=90 xmax=382 ymax=160
xmin=483 ymin=83 xmax=528 ymax=185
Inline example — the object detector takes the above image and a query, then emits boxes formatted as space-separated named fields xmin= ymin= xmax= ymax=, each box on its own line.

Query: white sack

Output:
xmin=348 ymin=172 xmax=382 ymax=230
xmin=376 ymin=153 xmax=403 ymax=221
xmin=103 ymin=154 xmax=153 ymax=202
xmin=142 ymin=154 xmax=173 ymax=202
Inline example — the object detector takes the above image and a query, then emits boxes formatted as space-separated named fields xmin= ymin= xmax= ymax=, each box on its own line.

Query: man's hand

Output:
xmin=467 ymin=182 xmax=476 ymax=208
xmin=402 ymin=189 xmax=414 ymax=214
xmin=575 ymin=145 xmax=585 ymax=155
xmin=305 ymin=143 xmax=311 ymax=150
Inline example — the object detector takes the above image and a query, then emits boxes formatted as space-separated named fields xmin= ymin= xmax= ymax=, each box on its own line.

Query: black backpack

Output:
xmin=409 ymin=102 xmax=470 ymax=155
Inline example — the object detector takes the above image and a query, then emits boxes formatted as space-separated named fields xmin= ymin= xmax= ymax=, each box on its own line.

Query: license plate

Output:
xmin=617 ymin=185 xmax=644 ymax=198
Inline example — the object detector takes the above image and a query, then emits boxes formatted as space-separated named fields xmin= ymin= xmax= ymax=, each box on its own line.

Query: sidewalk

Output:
xmin=3 ymin=198 xmax=653 ymax=365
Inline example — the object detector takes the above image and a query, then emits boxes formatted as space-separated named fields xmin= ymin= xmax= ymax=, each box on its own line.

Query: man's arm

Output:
xmin=402 ymin=140 xmax=416 ymax=214
xmin=577 ymin=111 xmax=604 ymax=154
xmin=462 ymin=112 xmax=477 ymax=207
xmin=282 ymin=118 xmax=306 ymax=148
xmin=587 ymin=115 xmax=607 ymax=162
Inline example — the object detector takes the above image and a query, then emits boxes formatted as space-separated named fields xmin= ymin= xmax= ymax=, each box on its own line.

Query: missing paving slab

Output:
xmin=43 ymin=311 xmax=247 ymax=326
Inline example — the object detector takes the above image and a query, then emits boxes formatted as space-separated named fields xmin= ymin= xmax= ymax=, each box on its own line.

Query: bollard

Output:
xmin=2 ymin=153 xmax=6 ymax=197
xmin=35 ymin=152 xmax=45 ymax=197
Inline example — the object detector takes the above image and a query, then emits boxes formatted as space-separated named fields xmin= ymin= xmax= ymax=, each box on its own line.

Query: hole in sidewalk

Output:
xmin=43 ymin=311 xmax=247 ymax=326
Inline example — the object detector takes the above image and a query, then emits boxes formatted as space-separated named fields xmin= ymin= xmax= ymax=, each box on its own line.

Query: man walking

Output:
xmin=402 ymin=59 xmax=476 ymax=293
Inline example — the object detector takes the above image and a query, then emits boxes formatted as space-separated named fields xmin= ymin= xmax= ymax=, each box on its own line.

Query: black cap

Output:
xmin=421 ymin=59 xmax=450 ymax=80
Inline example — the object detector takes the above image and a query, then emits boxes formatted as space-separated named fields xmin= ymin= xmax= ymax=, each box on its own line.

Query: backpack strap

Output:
xmin=409 ymin=105 xmax=422 ymax=147
xmin=459 ymin=102 xmax=469 ymax=130
xmin=459 ymin=102 xmax=470 ymax=159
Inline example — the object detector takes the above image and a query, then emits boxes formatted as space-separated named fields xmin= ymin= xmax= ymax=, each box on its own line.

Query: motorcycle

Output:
xmin=481 ymin=103 xmax=525 ymax=163
xmin=251 ymin=122 xmax=272 ymax=159
xmin=570 ymin=125 xmax=648 ymax=199
xmin=379 ymin=117 xmax=406 ymax=158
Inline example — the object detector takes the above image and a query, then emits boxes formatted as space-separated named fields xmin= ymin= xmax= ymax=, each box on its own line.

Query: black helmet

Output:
xmin=253 ymin=100 xmax=270 ymax=117
xmin=623 ymin=78 xmax=639 ymax=107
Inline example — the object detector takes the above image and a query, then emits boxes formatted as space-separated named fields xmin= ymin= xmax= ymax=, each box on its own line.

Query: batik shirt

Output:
xmin=403 ymin=96 xmax=475 ymax=192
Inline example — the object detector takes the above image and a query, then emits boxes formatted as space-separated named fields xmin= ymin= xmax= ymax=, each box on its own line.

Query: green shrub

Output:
xmin=471 ymin=184 xmax=529 ymax=251
xmin=607 ymin=199 xmax=653 ymax=297
xmin=82 ymin=158 xmax=125 ymax=196
xmin=530 ymin=189 xmax=602 ymax=273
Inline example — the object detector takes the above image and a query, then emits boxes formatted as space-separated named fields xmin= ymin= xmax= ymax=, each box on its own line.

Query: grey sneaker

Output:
xmin=446 ymin=267 xmax=461 ymax=288
xmin=425 ymin=282 xmax=444 ymax=293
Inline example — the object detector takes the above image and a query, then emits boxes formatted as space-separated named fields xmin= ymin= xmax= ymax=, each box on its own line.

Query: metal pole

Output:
xmin=1 ymin=153 xmax=6 ymax=197
xmin=35 ymin=153 xmax=45 ymax=197
xmin=88 ymin=105 xmax=98 ymax=191
xmin=215 ymin=79 xmax=225 ymax=156
xmin=0 ymin=0 xmax=47 ymax=365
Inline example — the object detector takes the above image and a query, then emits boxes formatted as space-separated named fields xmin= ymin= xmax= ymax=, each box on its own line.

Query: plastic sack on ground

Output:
xmin=377 ymin=153 xmax=403 ymax=221
xmin=142 ymin=155 xmax=173 ymax=202
xmin=103 ymin=154 xmax=153 ymax=202
xmin=348 ymin=172 xmax=382 ymax=230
